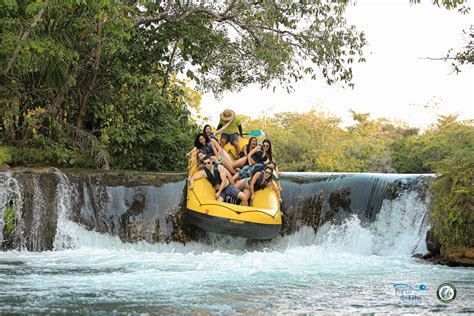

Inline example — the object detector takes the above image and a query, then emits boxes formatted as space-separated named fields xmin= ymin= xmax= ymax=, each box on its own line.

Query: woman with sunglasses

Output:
xmin=235 ymin=161 xmax=280 ymax=190
xmin=247 ymin=139 xmax=273 ymax=166
xmin=246 ymin=166 xmax=281 ymax=203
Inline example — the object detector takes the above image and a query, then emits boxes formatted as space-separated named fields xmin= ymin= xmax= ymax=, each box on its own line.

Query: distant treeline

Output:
xmin=242 ymin=110 xmax=473 ymax=174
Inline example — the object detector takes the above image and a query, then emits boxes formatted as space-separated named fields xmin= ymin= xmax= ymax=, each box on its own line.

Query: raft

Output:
xmin=186 ymin=137 xmax=282 ymax=240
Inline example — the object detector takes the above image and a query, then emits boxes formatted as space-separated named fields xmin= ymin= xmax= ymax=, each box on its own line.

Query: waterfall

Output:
xmin=0 ymin=169 xmax=434 ymax=255
xmin=311 ymin=191 xmax=430 ymax=257
xmin=52 ymin=170 xmax=79 ymax=250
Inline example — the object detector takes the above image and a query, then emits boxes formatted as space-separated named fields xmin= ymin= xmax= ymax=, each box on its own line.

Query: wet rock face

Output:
xmin=1 ymin=169 xmax=433 ymax=251
xmin=63 ymin=171 xmax=193 ymax=245
xmin=279 ymin=173 xmax=430 ymax=235
xmin=440 ymin=246 xmax=474 ymax=267
xmin=426 ymin=228 xmax=441 ymax=255
xmin=1 ymin=170 xmax=59 ymax=251
xmin=0 ymin=169 xmax=200 ymax=251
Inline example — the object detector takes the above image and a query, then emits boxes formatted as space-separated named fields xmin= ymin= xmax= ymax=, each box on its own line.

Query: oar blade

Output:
xmin=246 ymin=130 xmax=265 ymax=137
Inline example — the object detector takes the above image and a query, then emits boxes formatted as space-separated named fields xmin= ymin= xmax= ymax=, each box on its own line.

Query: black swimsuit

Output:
xmin=254 ymin=172 xmax=270 ymax=191
xmin=251 ymin=150 xmax=268 ymax=164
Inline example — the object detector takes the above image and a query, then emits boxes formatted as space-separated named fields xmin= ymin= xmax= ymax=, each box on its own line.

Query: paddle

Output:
xmin=243 ymin=130 xmax=265 ymax=137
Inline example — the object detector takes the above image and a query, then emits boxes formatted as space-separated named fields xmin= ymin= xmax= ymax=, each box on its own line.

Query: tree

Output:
xmin=1 ymin=0 xmax=367 ymax=170
xmin=410 ymin=0 xmax=473 ymax=73
xmin=132 ymin=0 xmax=367 ymax=93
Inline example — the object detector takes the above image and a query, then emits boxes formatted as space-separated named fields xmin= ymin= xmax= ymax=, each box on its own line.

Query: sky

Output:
xmin=198 ymin=0 xmax=474 ymax=128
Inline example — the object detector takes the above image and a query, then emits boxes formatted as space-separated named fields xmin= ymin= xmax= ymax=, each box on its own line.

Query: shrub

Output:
xmin=430 ymin=149 xmax=474 ymax=247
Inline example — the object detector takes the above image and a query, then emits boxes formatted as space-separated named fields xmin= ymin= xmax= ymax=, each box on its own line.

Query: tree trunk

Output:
xmin=3 ymin=0 xmax=50 ymax=75
xmin=46 ymin=47 xmax=96 ymax=117
xmin=161 ymin=39 xmax=180 ymax=97
xmin=76 ymin=18 xmax=104 ymax=129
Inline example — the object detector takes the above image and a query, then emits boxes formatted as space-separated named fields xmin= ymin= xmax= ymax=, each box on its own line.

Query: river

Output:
xmin=0 ymin=170 xmax=472 ymax=313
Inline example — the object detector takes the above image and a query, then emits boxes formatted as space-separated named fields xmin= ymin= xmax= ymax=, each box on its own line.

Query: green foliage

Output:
xmin=391 ymin=116 xmax=474 ymax=173
xmin=8 ymin=134 xmax=95 ymax=168
xmin=244 ymin=110 xmax=409 ymax=172
xmin=0 ymin=147 xmax=12 ymax=165
xmin=409 ymin=0 xmax=470 ymax=13
xmin=430 ymin=149 xmax=474 ymax=247
xmin=3 ymin=205 xmax=15 ymax=242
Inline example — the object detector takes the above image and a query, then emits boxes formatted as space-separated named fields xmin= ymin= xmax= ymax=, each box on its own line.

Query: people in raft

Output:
xmin=234 ymin=163 xmax=282 ymax=203
xmin=189 ymin=156 xmax=248 ymax=205
xmin=188 ymin=110 xmax=281 ymax=205
xmin=189 ymin=149 xmax=235 ymax=185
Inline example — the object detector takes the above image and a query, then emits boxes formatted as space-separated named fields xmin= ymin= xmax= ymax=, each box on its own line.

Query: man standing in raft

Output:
xmin=217 ymin=109 xmax=243 ymax=157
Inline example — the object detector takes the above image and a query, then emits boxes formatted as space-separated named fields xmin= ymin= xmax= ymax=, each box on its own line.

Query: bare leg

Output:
xmin=232 ymin=173 xmax=240 ymax=182
xmin=231 ymin=156 xmax=248 ymax=169
xmin=210 ymin=138 xmax=220 ymax=156
xmin=235 ymin=178 xmax=246 ymax=190
xmin=232 ymin=140 xmax=240 ymax=156
xmin=220 ymin=138 xmax=228 ymax=149
xmin=242 ymin=189 xmax=251 ymax=205
xmin=220 ymin=149 xmax=234 ymax=162
xmin=224 ymin=169 xmax=235 ymax=185
xmin=237 ymin=192 xmax=248 ymax=206
xmin=221 ymin=158 xmax=237 ymax=175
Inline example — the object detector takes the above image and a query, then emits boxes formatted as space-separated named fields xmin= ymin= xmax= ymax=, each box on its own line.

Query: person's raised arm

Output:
xmin=214 ymin=119 xmax=232 ymax=136
xmin=189 ymin=171 xmax=205 ymax=190
xmin=215 ymin=165 xmax=228 ymax=198
xmin=248 ymin=145 xmax=261 ymax=158
xmin=249 ymin=171 xmax=260 ymax=201
xmin=186 ymin=147 xmax=197 ymax=157
xmin=268 ymin=182 xmax=282 ymax=202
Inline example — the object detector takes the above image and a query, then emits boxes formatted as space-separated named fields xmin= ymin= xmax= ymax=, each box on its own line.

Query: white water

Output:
xmin=0 ymin=172 xmax=472 ymax=313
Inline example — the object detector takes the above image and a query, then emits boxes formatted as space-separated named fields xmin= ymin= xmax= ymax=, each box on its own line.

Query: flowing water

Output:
xmin=0 ymin=170 xmax=472 ymax=313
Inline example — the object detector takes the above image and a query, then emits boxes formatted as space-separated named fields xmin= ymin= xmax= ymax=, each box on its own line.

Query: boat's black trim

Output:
xmin=185 ymin=209 xmax=281 ymax=240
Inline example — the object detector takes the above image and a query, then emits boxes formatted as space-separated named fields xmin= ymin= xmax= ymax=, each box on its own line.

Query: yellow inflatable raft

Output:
xmin=186 ymin=137 xmax=282 ymax=240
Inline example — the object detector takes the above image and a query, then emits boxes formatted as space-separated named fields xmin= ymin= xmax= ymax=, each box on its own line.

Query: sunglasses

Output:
xmin=263 ymin=144 xmax=269 ymax=148
xmin=204 ymin=161 xmax=212 ymax=165
xmin=264 ymin=171 xmax=272 ymax=175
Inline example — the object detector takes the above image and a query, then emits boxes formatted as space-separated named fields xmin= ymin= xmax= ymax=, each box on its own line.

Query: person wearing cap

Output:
xmin=217 ymin=109 xmax=243 ymax=157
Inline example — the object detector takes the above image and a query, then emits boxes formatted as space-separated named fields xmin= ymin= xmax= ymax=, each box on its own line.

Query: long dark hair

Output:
xmin=247 ymin=137 xmax=257 ymax=153
xmin=194 ymin=133 xmax=209 ymax=149
xmin=203 ymin=124 xmax=212 ymax=136
xmin=262 ymin=139 xmax=273 ymax=162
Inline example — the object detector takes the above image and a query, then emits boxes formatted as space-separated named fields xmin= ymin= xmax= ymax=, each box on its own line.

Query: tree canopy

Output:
xmin=0 ymin=0 xmax=366 ymax=169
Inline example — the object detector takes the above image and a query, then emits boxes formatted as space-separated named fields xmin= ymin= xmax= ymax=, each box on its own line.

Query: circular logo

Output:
xmin=419 ymin=284 xmax=426 ymax=292
xmin=436 ymin=283 xmax=457 ymax=303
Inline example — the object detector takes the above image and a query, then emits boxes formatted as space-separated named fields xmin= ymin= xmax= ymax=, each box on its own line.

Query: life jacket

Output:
xmin=254 ymin=171 xmax=270 ymax=191
xmin=204 ymin=164 xmax=221 ymax=187
xmin=251 ymin=150 xmax=267 ymax=164
xmin=206 ymin=141 xmax=215 ymax=156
